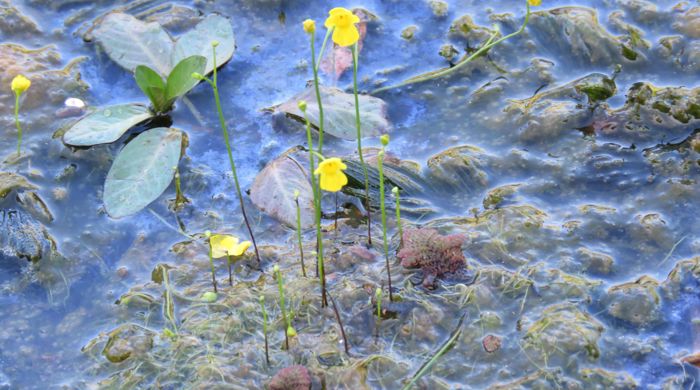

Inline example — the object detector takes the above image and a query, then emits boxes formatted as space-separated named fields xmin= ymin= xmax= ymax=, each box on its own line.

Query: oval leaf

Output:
xmin=276 ymin=86 xmax=391 ymax=140
xmin=172 ymin=14 xmax=235 ymax=75
xmin=94 ymin=12 xmax=174 ymax=75
xmin=135 ymin=65 xmax=168 ymax=112
xmin=63 ymin=104 xmax=154 ymax=146
xmin=104 ymin=128 xmax=184 ymax=218
xmin=250 ymin=148 xmax=314 ymax=229
xmin=165 ymin=55 xmax=207 ymax=101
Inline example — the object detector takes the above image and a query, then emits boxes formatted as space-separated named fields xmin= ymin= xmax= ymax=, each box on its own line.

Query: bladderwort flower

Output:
xmin=193 ymin=41 xmax=262 ymax=265
xmin=210 ymin=234 xmax=251 ymax=286
xmin=528 ymin=0 xmax=542 ymax=6
xmin=11 ymin=75 xmax=31 ymax=156
xmin=314 ymin=157 xmax=348 ymax=193
xmin=324 ymin=7 xmax=360 ymax=47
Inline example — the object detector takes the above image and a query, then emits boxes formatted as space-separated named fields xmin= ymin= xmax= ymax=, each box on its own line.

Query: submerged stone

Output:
xmin=579 ymin=367 xmax=638 ymax=389
xmin=577 ymin=247 xmax=614 ymax=275
xmin=529 ymin=7 xmax=632 ymax=66
xmin=606 ymin=276 xmax=661 ymax=326
xmin=523 ymin=303 xmax=604 ymax=360
xmin=0 ymin=172 xmax=36 ymax=199
xmin=102 ymin=324 xmax=155 ymax=363
xmin=0 ymin=208 xmax=55 ymax=263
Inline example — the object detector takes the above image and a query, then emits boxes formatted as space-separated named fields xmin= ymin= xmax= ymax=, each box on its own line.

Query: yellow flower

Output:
xmin=209 ymin=234 xmax=251 ymax=258
xmin=314 ymin=157 xmax=348 ymax=192
xmin=303 ymin=19 xmax=316 ymax=33
xmin=527 ymin=0 xmax=541 ymax=6
xmin=11 ymin=75 xmax=31 ymax=95
xmin=324 ymin=7 xmax=360 ymax=47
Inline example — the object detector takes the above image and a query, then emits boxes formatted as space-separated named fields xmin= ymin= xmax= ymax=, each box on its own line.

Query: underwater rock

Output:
xmin=268 ymin=365 xmax=312 ymax=390
xmin=0 ymin=208 xmax=55 ymax=263
xmin=16 ymin=191 xmax=54 ymax=223
xmin=449 ymin=14 xmax=494 ymax=42
xmin=606 ymin=276 xmax=661 ymax=326
xmin=0 ymin=172 xmax=36 ymax=199
xmin=529 ymin=7 xmax=631 ymax=66
xmin=482 ymin=334 xmax=501 ymax=353
xmin=427 ymin=0 xmax=448 ymax=18
xmin=102 ymin=324 xmax=155 ymax=363
xmin=673 ymin=6 xmax=700 ymax=39
xmin=400 ymin=25 xmax=417 ymax=40
xmin=661 ymin=256 xmax=700 ymax=300
xmin=523 ymin=303 xmax=604 ymax=360
xmin=0 ymin=0 xmax=39 ymax=36
xmin=398 ymin=228 xmax=467 ymax=288
xmin=482 ymin=184 xmax=521 ymax=209
xmin=426 ymin=145 xmax=492 ymax=195
xmin=619 ymin=82 xmax=700 ymax=125
xmin=579 ymin=367 xmax=638 ymax=389
xmin=577 ymin=247 xmax=614 ymax=275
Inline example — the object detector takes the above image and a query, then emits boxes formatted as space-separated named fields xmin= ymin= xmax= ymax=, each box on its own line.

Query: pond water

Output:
xmin=1 ymin=0 xmax=699 ymax=388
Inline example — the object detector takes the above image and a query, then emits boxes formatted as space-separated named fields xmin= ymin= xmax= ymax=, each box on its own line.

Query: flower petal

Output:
xmin=332 ymin=26 xmax=359 ymax=47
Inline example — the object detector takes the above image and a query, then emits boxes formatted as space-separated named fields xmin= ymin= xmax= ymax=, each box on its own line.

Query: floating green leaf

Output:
xmin=63 ymin=104 xmax=154 ymax=147
xmin=93 ymin=13 xmax=173 ymax=75
xmin=172 ymin=14 xmax=235 ymax=75
xmin=165 ymin=55 xmax=206 ymax=101
xmin=250 ymin=148 xmax=314 ymax=229
xmin=104 ymin=128 xmax=184 ymax=218
xmin=276 ymin=86 xmax=392 ymax=140
xmin=135 ymin=65 xmax=168 ymax=112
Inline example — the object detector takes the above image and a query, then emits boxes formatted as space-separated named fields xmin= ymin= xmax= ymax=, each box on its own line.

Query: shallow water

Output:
xmin=1 ymin=0 xmax=699 ymax=388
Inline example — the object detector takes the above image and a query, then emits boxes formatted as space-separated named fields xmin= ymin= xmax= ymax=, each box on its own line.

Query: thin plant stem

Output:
xmin=328 ymin=292 xmax=350 ymax=355
xmin=371 ymin=4 xmax=532 ymax=94
xmin=351 ymin=43 xmax=372 ymax=245
xmin=209 ymin=45 xmax=261 ymax=264
xmin=315 ymin=28 xmax=333 ymax=71
xmin=310 ymin=31 xmax=327 ymax=153
xmin=303 ymin=109 xmax=327 ymax=307
xmin=259 ymin=296 xmax=270 ymax=365
xmin=294 ymin=196 xmax=307 ymax=277
xmin=394 ymin=187 xmax=403 ymax=248
xmin=377 ymin=151 xmax=393 ymax=301
xmin=207 ymin=236 xmax=218 ymax=293
xmin=227 ymin=256 xmax=233 ymax=286
xmin=14 ymin=93 xmax=22 ymax=156
xmin=274 ymin=265 xmax=291 ymax=350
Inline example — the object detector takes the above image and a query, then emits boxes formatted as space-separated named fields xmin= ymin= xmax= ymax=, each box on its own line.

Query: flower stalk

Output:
xmin=392 ymin=186 xmax=403 ymax=248
xmin=259 ymin=295 xmax=270 ymax=365
xmin=11 ymin=75 xmax=30 ymax=157
xmin=377 ymin=136 xmax=393 ymax=301
xmin=205 ymin=231 xmax=218 ymax=293
xmin=351 ymin=43 xmax=373 ymax=245
xmin=293 ymin=189 xmax=307 ymax=277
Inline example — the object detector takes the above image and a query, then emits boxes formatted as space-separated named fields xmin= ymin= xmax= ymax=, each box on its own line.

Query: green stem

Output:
xmin=351 ymin=44 xmax=372 ymax=245
xmin=315 ymin=28 xmax=333 ymax=72
xmin=378 ymin=151 xmax=393 ymax=301
xmin=310 ymin=30 xmax=328 ymax=153
xmin=208 ymin=240 xmax=217 ymax=293
xmin=376 ymin=288 xmax=382 ymax=321
xmin=394 ymin=188 xmax=403 ymax=247
xmin=295 ymin=197 xmax=307 ymax=277
xmin=259 ymin=296 xmax=269 ymax=365
xmin=275 ymin=266 xmax=291 ymax=332
xmin=303 ymin=110 xmax=327 ymax=307
xmin=371 ymin=4 xmax=531 ymax=94
xmin=210 ymin=45 xmax=261 ymax=264
xmin=14 ymin=93 xmax=22 ymax=156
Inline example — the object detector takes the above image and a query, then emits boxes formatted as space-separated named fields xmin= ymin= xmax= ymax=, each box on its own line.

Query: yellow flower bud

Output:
xmin=380 ymin=134 xmax=390 ymax=146
xmin=286 ymin=326 xmax=297 ymax=337
xmin=527 ymin=0 xmax=541 ymax=6
xmin=293 ymin=189 xmax=300 ymax=200
xmin=191 ymin=72 xmax=204 ymax=80
xmin=303 ymin=19 xmax=316 ymax=34
xmin=297 ymin=100 xmax=308 ymax=112
xmin=391 ymin=186 xmax=399 ymax=195
xmin=211 ymin=40 xmax=220 ymax=47
xmin=11 ymin=75 xmax=31 ymax=95
xmin=201 ymin=292 xmax=218 ymax=302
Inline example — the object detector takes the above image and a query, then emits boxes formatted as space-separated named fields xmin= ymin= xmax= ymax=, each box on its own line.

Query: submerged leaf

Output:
xmin=250 ymin=148 xmax=314 ymax=229
xmin=93 ymin=13 xmax=174 ymax=75
xmin=275 ymin=86 xmax=391 ymax=140
xmin=104 ymin=128 xmax=184 ymax=218
xmin=171 ymin=14 xmax=235 ymax=75
xmin=63 ymin=104 xmax=154 ymax=146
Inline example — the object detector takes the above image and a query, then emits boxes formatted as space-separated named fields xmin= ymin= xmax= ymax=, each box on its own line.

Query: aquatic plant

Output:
xmin=259 ymin=295 xmax=270 ymax=365
xmin=324 ymin=7 xmax=373 ymax=245
xmin=193 ymin=41 xmax=261 ymax=264
xmin=293 ymin=189 xmax=306 ymax=277
xmin=392 ymin=186 xmax=403 ymax=247
xmin=303 ymin=19 xmax=328 ymax=153
xmin=269 ymin=365 xmax=312 ymax=390
xmin=274 ymin=265 xmax=297 ymax=349
xmin=314 ymin=157 xmax=349 ymax=192
xmin=204 ymin=231 xmax=218 ymax=293
xmin=398 ymin=228 xmax=467 ymax=288
xmin=377 ymin=135 xmax=393 ymax=301
xmin=201 ymin=291 xmax=217 ymax=303
xmin=209 ymin=232 xmax=251 ymax=286
xmin=61 ymin=15 xmax=235 ymax=219
xmin=375 ymin=287 xmax=383 ymax=322
xmin=372 ymin=0 xmax=539 ymax=94
xmin=11 ymin=75 xmax=30 ymax=157
xmin=299 ymin=100 xmax=326 ymax=305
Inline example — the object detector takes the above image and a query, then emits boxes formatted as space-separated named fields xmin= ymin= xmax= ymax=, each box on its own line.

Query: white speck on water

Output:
xmin=65 ymin=97 xmax=85 ymax=109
